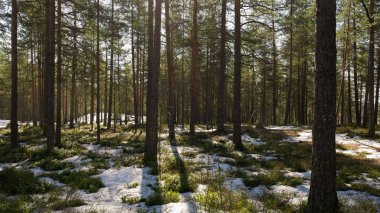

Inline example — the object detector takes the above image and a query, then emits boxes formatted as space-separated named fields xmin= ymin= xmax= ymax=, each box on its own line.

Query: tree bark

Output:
xmin=217 ymin=0 xmax=227 ymax=132
xmin=56 ymin=0 xmax=63 ymax=147
xmin=308 ymin=1 xmax=338 ymax=211
xmin=190 ymin=0 xmax=198 ymax=135
xmin=367 ymin=0 xmax=375 ymax=136
xmin=11 ymin=0 xmax=18 ymax=148
xmin=96 ymin=0 xmax=101 ymax=144
xmin=284 ymin=0 xmax=293 ymax=125
xmin=44 ymin=0 xmax=55 ymax=151
xmin=233 ymin=0 xmax=243 ymax=150
xmin=353 ymin=6 xmax=360 ymax=126
xmin=145 ymin=0 xmax=163 ymax=166
xmin=165 ymin=0 xmax=175 ymax=140
xmin=107 ymin=0 xmax=115 ymax=130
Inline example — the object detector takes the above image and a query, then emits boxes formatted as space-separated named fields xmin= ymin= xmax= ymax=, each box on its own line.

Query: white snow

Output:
xmin=266 ymin=126 xmax=305 ymax=130
xmin=224 ymin=178 xmax=248 ymax=191
xmin=241 ymin=133 xmax=266 ymax=145
xmin=83 ymin=143 xmax=123 ymax=156
xmin=74 ymin=167 xmax=157 ymax=212
xmin=284 ymin=171 xmax=311 ymax=180
xmin=281 ymin=130 xmax=312 ymax=143
xmin=0 ymin=120 xmax=9 ymax=128
xmin=39 ymin=177 xmax=65 ymax=187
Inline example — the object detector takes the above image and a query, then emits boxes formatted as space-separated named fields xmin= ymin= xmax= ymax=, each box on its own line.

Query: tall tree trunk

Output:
xmin=104 ymin=49 xmax=108 ymax=126
xmin=308 ymin=1 xmax=338 ymax=211
xmin=96 ymin=0 xmax=101 ymax=144
xmin=190 ymin=0 xmax=198 ymax=135
xmin=272 ymin=0 xmax=277 ymax=125
xmin=375 ymin=50 xmax=380 ymax=125
xmin=44 ymin=0 xmax=55 ymax=151
xmin=56 ymin=0 xmax=62 ymax=147
xmin=145 ymin=0 xmax=163 ymax=166
xmin=217 ymin=0 xmax=227 ymax=132
xmin=90 ymin=36 xmax=95 ymax=130
xmin=10 ymin=0 xmax=18 ymax=148
xmin=131 ymin=2 xmax=138 ymax=127
xmin=348 ymin=60 xmax=353 ymax=124
xmin=165 ymin=0 xmax=175 ymax=140
xmin=353 ymin=6 xmax=360 ymax=126
xmin=284 ymin=0 xmax=293 ymax=125
xmin=233 ymin=0 xmax=243 ymax=150
xmin=366 ymin=0 xmax=375 ymax=136
xmin=70 ymin=12 xmax=78 ymax=129
xmin=107 ymin=0 xmax=115 ymax=130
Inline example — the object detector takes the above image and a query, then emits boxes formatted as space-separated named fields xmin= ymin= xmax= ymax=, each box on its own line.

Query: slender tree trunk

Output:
xmin=131 ymin=2 xmax=138 ymax=127
xmin=353 ymin=6 xmax=360 ymax=126
xmin=10 ymin=0 xmax=18 ymax=148
xmin=96 ymin=0 xmax=101 ymax=143
xmin=348 ymin=60 xmax=353 ymax=124
xmin=107 ymin=0 xmax=115 ymax=130
xmin=44 ymin=0 xmax=55 ymax=151
xmin=56 ymin=0 xmax=62 ymax=147
xmin=284 ymin=0 xmax=293 ymax=125
xmin=70 ymin=12 xmax=78 ymax=129
xmin=90 ymin=37 xmax=95 ymax=130
xmin=233 ymin=0 xmax=243 ymax=150
xmin=31 ymin=35 xmax=37 ymax=127
xmin=190 ymin=0 xmax=198 ymax=135
xmin=375 ymin=50 xmax=380 ymax=125
xmin=308 ymin=1 xmax=338 ymax=211
xmin=367 ymin=0 xmax=375 ymax=136
xmin=217 ymin=0 xmax=227 ymax=132
xmin=272 ymin=0 xmax=277 ymax=125
xmin=104 ymin=49 xmax=108 ymax=127
xmin=165 ymin=0 xmax=175 ymax=140
xmin=145 ymin=0 xmax=162 ymax=166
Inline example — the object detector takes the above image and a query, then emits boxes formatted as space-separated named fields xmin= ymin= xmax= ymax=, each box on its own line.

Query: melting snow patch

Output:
xmin=75 ymin=167 xmax=157 ymax=212
xmin=241 ymin=133 xmax=266 ymax=145
xmin=39 ymin=177 xmax=65 ymax=187
xmin=0 ymin=120 xmax=10 ymax=128
xmin=266 ymin=126 xmax=305 ymax=130
xmin=224 ymin=178 xmax=248 ymax=191
xmin=281 ymin=130 xmax=312 ymax=143
xmin=338 ymin=190 xmax=380 ymax=206
xmin=83 ymin=144 xmax=123 ymax=156
xmin=284 ymin=171 xmax=311 ymax=180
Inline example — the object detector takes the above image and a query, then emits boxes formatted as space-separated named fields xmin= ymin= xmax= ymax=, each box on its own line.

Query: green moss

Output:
xmin=0 ymin=167 xmax=50 ymax=195
xmin=36 ymin=158 xmax=75 ymax=171
xmin=243 ymin=170 xmax=304 ymax=188
xmin=121 ymin=196 xmax=142 ymax=204
xmin=51 ymin=197 xmax=86 ymax=210
xmin=195 ymin=187 xmax=256 ymax=213
xmin=350 ymin=183 xmax=380 ymax=197
xmin=0 ymin=196 xmax=31 ymax=213
xmin=45 ymin=170 xmax=104 ymax=193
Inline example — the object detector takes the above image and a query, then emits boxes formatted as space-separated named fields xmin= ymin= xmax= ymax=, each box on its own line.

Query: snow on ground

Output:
xmin=0 ymin=120 xmax=9 ymax=128
xmin=0 ymin=162 xmax=19 ymax=171
xmin=63 ymin=155 xmax=91 ymax=169
xmin=73 ymin=167 xmax=157 ymax=212
xmin=284 ymin=170 xmax=311 ymax=180
xmin=241 ymin=133 xmax=266 ymax=145
xmin=266 ymin=126 xmax=306 ymax=130
xmin=82 ymin=143 xmax=123 ymax=156
xmin=224 ymin=178 xmax=248 ymax=191
xmin=280 ymin=129 xmax=313 ymax=143
xmin=280 ymin=129 xmax=380 ymax=159
xmin=250 ymin=183 xmax=380 ymax=207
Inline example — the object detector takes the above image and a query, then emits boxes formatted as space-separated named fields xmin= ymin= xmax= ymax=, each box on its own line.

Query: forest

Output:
xmin=0 ymin=0 xmax=379 ymax=212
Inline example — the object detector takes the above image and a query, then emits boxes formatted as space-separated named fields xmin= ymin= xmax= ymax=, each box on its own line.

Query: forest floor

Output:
xmin=0 ymin=120 xmax=380 ymax=212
